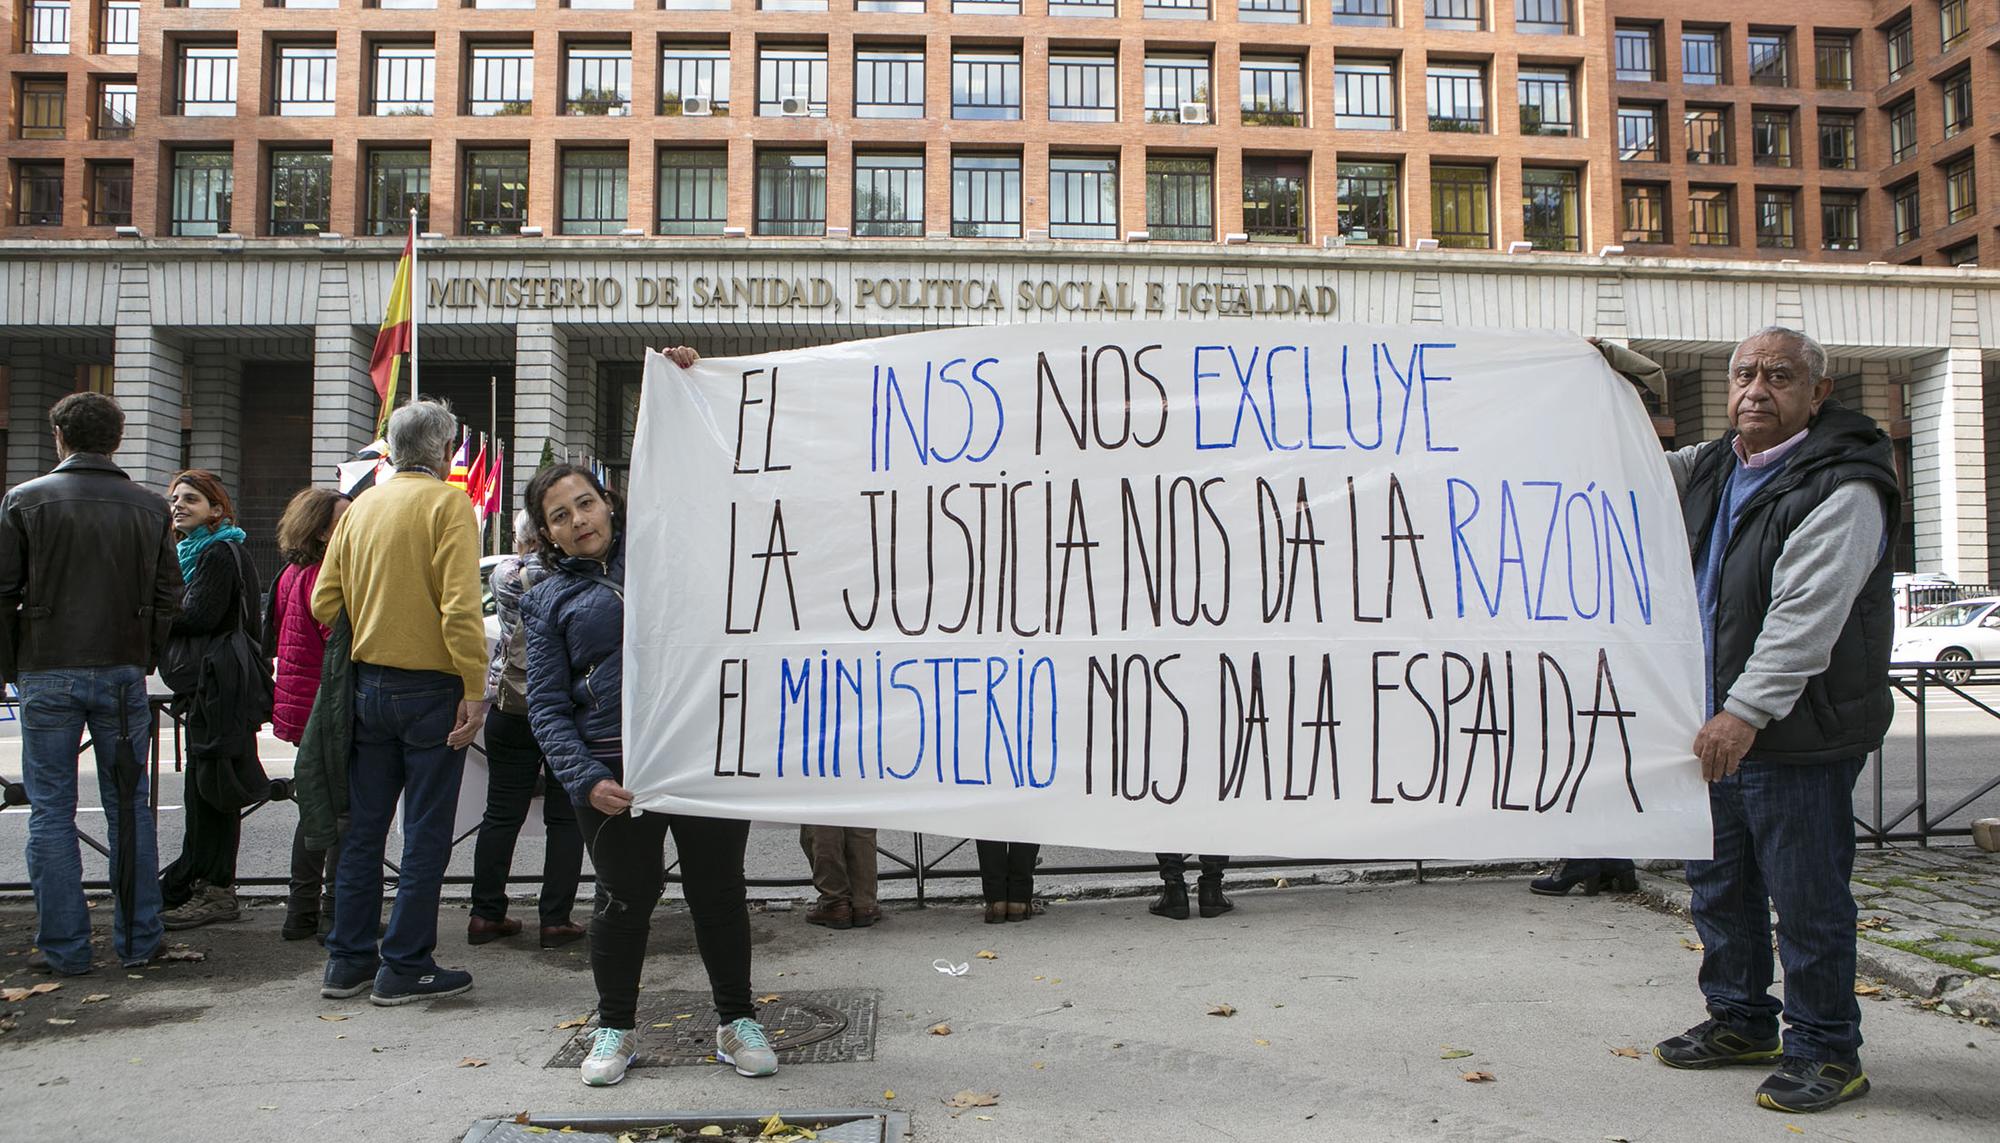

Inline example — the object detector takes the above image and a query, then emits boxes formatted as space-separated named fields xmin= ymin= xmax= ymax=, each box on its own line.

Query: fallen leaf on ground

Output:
xmin=944 ymin=1090 xmax=1001 ymax=1109
xmin=976 ymin=950 xmax=999 ymax=960
xmin=81 ymin=994 xmax=110 ymax=1004
xmin=975 ymin=1115 xmax=992 ymax=1121
xmin=158 ymin=948 xmax=205 ymax=962
xmin=1855 ymin=983 xmax=1883 ymax=996
xmin=1785 ymin=1127 xmax=1804 ymax=1135
xmin=1032 ymin=975 xmax=1045 ymax=982
xmin=458 ymin=1057 xmax=488 ymax=1068
xmin=258 ymin=1105 xmax=278 ymax=1111
xmin=675 ymin=1013 xmax=694 ymax=1020
xmin=1254 ymin=1039 xmax=1272 ymax=1047
xmin=1461 ymin=1071 xmax=1495 ymax=1083
xmin=318 ymin=1014 xmax=349 ymax=1022
xmin=1208 ymin=1004 xmax=1236 ymax=1017
xmin=555 ymin=1017 xmax=589 ymax=1029
xmin=882 ymin=1090 xmax=895 ymax=1101
xmin=2 ymin=982 xmax=62 ymax=1002
xmin=46 ymin=1017 xmax=75 ymax=1026
xmin=651 ymin=1022 xmax=675 ymax=1029
xmin=523 ymin=1128 xmax=550 ymax=1135
xmin=1441 ymin=1048 xmax=1474 ymax=1060
xmin=1031 ymin=1061 xmax=1045 ymax=1070
xmin=1858 ymin=916 xmax=1890 ymax=930
xmin=756 ymin=994 xmax=783 ymax=1005
xmin=697 ymin=1128 xmax=723 ymax=1137
xmin=1609 ymin=1046 xmax=1642 ymax=1059
xmin=929 ymin=1023 xmax=952 ymax=1036
xmin=1680 ymin=938 xmax=1704 ymax=952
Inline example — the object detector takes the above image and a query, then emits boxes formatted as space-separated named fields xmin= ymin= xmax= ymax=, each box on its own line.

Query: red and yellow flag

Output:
xmin=368 ymin=232 xmax=415 ymax=440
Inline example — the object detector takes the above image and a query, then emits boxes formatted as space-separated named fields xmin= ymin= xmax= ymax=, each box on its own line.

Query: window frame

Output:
xmin=176 ymin=44 xmax=239 ymax=117
xmin=1334 ymin=58 xmax=1396 ymax=131
xmin=266 ymin=147 xmax=332 ymax=235
xmin=169 ymin=148 xmax=234 ymax=236
xmin=1426 ymin=62 xmax=1487 ymax=133
xmin=1888 ymin=98 xmax=1917 ymax=165
xmin=19 ymin=77 xmax=67 ymax=140
xmin=950 ymin=49 xmax=1022 ymax=121
xmin=1942 ymin=68 xmax=1972 ymax=140
xmin=563 ymin=44 xmax=633 ymax=117
xmin=1751 ymin=108 xmax=1794 ymax=168
xmin=1429 ymin=163 xmax=1492 ymax=249
xmin=1620 ymin=182 xmax=1666 ymax=244
xmin=662 ymin=44 xmax=731 ymax=116
xmin=1687 ymin=185 xmax=1733 ymax=246
xmin=372 ymin=44 xmax=435 ymax=116
xmin=1814 ymin=33 xmax=1852 ymax=90
xmin=1617 ymin=104 xmax=1660 ymax=161
xmin=1048 ymin=52 xmax=1117 ymax=122
xmin=558 ymin=149 xmax=630 ymax=236
xmin=1048 ymin=154 xmax=1119 ymax=240
xmin=1945 ymin=155 xmax=1976 ymax=225
xmin=14 ymin=161 xmax=64 ymax=226
xmin=949 ymin=151 xmax=1023 ymax=238
xmin=1821 ymin=190 xmax=1861 ymax=251
xmin=657 ymin=148 xmax=728 ymax=236
xmin=1335 ymin=160 xmax=1398 ymax=245
xmin=855 ymin=47 xmax=924 ymax=119
xmin=1424 ymin=0 xmax=1482 ymax=32
xmin=1241 ymin=156 xmax=1307 ymax=243
xmin=1681 ymin=28 xmax=1724 ymax=85
xmin=1754 ymin=187 xmax=1796 ymax=249
xmin=1685 ymin=106 xmax=1730 ymax=165
xmin=1143 ymin=54 xmax=1211 ymax=124
xmin=1891 ymin=179 xmax=1921 ymax=245
xmin=754 ymin=149 xmax=828 ymax=236
xmin=1818 ymin=111 xmax=1857 ymax=171
xmin=364 ymin=147 xmax=431 ymax=236
xmin=1746 ymin=30 xmax=1790 ymax=87
xmin=1239 ymin=55 xmax=1305 ymax=127
xmin=853 ymin=151 xmax=926 ymax=237
xmin=466 ymin=43 xmax=534 ymax=116
xmin=757 ymin=46 xmax=830 ymax=117
xmin=463 ymin=147 xmax=531 ymax=236
xmin=89 ymin=160 xmax=133 ymax=226
xmin=1517 ymin=66 xmax=1574 ymax=136
xmin=1614 ymin=25 xmax=1658 ymax=82
xmin=1145 ymin=155 xmax=1214 ymax=241
xmin=1521 ymin=166 xmax=1581 ymax=252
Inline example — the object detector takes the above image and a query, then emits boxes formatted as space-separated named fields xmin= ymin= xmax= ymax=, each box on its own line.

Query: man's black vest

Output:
xmin=1679 ymin=400 xmax=1900 ymax=764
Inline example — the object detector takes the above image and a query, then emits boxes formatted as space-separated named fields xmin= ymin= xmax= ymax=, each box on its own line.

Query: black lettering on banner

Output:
xmin=842 ymin=490 xmax=885 ymax=632
xmin=713 ymin=658 xmax=754 ymax=776
xmin=1571 ymin=649 xmax=1643 ymax=813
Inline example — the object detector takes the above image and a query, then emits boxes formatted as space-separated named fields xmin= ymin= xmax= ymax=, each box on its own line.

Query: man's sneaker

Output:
xmin=1755 ymin=1056 xmax=1870 ymax=1113
xmin=1654 ymin=1018 xmax=1784 ymax=1069
xmin=26 ymin=948 xmax=93 ymax=976
xmin=321 ymin=959 xmax=377 ymax=999
xmin=580 ymin=1027 xmax=639 ymax=1087
xmin=162 ymin=882 xmax=240 ymax=931
xmin=369 ymin=966 xmax=473 ymax=1006
xmin=716 ymin=1017 xmax=779 ymax=1077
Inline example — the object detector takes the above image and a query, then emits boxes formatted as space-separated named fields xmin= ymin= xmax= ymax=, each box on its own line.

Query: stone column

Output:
xmin=111 ymin=328 xmax=186 ymax=493
xmin=1672 ymin=354 xmax=1732 ymax=444
xmin=513 ymin=320 xmax=570 ymax=499
xmin=313 ymin=324 xmax=377 ymax=487
xmin=566 ymin=351 xmax=600 ymax=458
xmin=1908 ymin=344 xmax=1989 ymax=581
xmin=187 ymin=342 xmax=243 ymax=492
xmin=4 ymin=341 xmax=67 ymax=485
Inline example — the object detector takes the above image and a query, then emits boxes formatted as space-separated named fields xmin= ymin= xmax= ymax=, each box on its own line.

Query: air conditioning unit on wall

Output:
xmin=681 ymin=95 xmax=712 ymax=116
xmin=780 ymin=96 xmax=810 ymax=116
xmin=1178 ymin=101 xmax=1209 ymax=125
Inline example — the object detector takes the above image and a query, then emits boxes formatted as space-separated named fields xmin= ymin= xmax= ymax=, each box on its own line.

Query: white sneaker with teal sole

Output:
xmin=716 ymin=1017 xmax=779 ymax=1077
xmin=580 ymin=1027 xmax=639 ymax=1087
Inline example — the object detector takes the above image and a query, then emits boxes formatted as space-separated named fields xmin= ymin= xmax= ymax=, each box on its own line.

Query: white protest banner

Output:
xmin=624 ymin=321 xmax=1711 ymax=860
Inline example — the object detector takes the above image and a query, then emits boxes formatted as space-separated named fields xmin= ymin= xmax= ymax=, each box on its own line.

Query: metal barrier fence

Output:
xmin=4 ymin=661 xmax=1996 ymax=897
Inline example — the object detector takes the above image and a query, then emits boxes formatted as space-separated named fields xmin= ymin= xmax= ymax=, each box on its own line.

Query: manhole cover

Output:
xmin=547 ymin=990 xmax=877 ymax=1069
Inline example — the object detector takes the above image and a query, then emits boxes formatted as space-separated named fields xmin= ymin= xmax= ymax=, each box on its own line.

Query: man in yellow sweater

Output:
xmin=311 ymin=399 xmax=489 ymax=1006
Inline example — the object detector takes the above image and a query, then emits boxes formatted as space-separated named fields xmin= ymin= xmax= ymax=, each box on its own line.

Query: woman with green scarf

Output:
xmin=159 ymin=469 xmax=261 ymax=930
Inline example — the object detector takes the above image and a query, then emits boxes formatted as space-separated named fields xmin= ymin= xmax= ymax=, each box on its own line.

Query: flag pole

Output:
xmin=409 ymin=208 xmax=422 ymax=403
xmin=489 ymin=374 xmax=499 ymax=555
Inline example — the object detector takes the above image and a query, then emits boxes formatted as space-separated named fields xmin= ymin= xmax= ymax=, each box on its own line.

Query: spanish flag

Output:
xmin=368 ymin=231 xmax=416 ymax=440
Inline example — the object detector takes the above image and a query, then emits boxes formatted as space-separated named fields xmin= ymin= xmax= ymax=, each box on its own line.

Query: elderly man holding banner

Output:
xmin=1635 ymin=327 xmax=1897 ymax=1115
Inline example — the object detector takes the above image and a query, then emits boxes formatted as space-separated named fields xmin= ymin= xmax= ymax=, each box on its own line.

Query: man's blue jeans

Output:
xmin=1687 ymin=757 xmax=1866 ymax=1062
xmin=18 ymin=665 xmax=163 ymax=973
xmin=327 ymin=664 xmax=467 ymax=977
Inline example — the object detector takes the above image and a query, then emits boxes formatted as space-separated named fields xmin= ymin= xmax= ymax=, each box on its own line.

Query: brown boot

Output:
xmin=806 ymin=899 xmax=854 ymax=929
xmin=162 ymin=882 xmax=240 ymax=931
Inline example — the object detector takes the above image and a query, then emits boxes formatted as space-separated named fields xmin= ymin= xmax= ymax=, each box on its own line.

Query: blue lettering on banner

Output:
xmin=1194 ymin=342 xmax=1459 ymax=454
xmin=1447 ymin=478 xmax=1654 ymax=625
xmin=870 ymin=359 xmax=1006 ymax=472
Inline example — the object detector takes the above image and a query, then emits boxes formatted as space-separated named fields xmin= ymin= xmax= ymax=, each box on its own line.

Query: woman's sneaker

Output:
xmin=716 ymin=1017 xmax=779 ymax=1077
xmin=580 ymin=1027 xmax=639 ymax=1087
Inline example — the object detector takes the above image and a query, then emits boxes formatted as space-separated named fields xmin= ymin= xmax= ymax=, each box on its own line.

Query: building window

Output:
xmin=557 ymin=150 xmax=627 ymax=235
xmin=1752 ymin=110 xmax=1793 ymax=167
xmin=1821 ymin=191 xmax=1860 ymax=250
xmin=854 ymin=152 xmax=925 ymax=237
xmin=1240 ymin=57 xmax=1304 ymax=127
xmin=1430 ymin=164 xmax=1491 ymax=248
xmin=1332 ymin=0 xmax=1391 ymax=26
xmin=1940 ymin=0 xmax=1969 ymax=50
xmin=1334 ymin=59 xmax=1396 ymax=130
xmin=1144 ymin=0 xmax=1208 ymax=19
xmin=1685 ymin=107 xmax=1729 ymax=165
xmin=274 ymin=45 xmax=335 ymax=116
xmin=1515 ymin=0 xmax=1569 ymax=34
xmin=19 ymin=78 xmax=66 ymax=140
xmin=365 ymin=148 xmax=430 ymax=235
xmin=1754 ymin=188 xmax=1795 ymax=248
xmin=1617 ymin=105 xmax=1660 ymax=161
xmin=463 ymin=148 xmax=529 ymax=235
xmin=1048 ymin=0 xmax=1114 ymax=14
xmin=565 ymin=45 xmax=631 ymax=116
xmin=658 ymin=150 xmax=727 ymax=236
xmin=100 ymin=0 xmax=137 ymax=54
xmin=1424 ymin=0 xmax=1481 ymax=32
xmin=951 ymin=50 xmax=1021 ymax=121
xmin=1144 ymin=55 xmax=1210 ymax=124
xmin=1888 ymin=98 xmax=1916 ymax=164
xmin=953 ymin=0 xmax=1019 ymax=13
xmin=373 ymin=45 xmax=434 ymax=116
xmin=468 ymin=45 xmax=534 ymax=115
xmin=1242 ymin=157 xmax=1306 ymax=242
xmin=1621 ymin=183 xmax=1665 ymax=243
xmin=759 ymin=47 xmax=828 ymax=117
xmin=1946 ymin=156 xmax=1976 ymax=224
xmin=1521 ymin=167 xmax=1580 ymax=251
xmin=170 ymin=150 xmax=233 ymax=236
xmin=1335 ymin=161 xmax=1398 ymax=244
xmin=1885 ymin=16 xmax=1912 ymax=82
xmin=176 ymin=45 xmax=238 ymax=116
xmin=858 ymin=0 xmax=926 ymax=13
xmin=1819 ymin=112 xmax=1857 ymax=170
xmin=1891 ymin=179 xmax=1920 ymax=244
xmin=755 ymin=150 xmax=826 ymax=236
xmin=1687 ymin=185 xmax=1731 ymax=246
xmin=1941 ymin=238 xmax=1977 ymax=266
xmin=1681 ymin=29 xmax=1723 ymax=85
xmin=25 ymin=0 xmax=68 ymax=53
xmin=1747 ymin=31 xmax=1789 ymax=86
xmin=89 ymin=161 xmax=132 ymax=226
xmin=1943 ymin=69 xmax=1972 ymax=139
xmin=267 ymin=149 xmax=331 ymax=235
xmin=94 ymin=78 xmax=135 ymax=139
xmin=14 ymin=162 xmax=62 ymax=225
xmin=1614 ymin=25 xmax=1657 ymax=81
xmin=1146 ymin=156 xmax=1213 ymax=240
xmin=1517 ymin=67 xmax=1573 ymax=136
xmin=662 ymin=45 xmax=729 ymax=116
xmin=1048 ymin=155 xmax=1118 ymax=240
xmin=950 ymin=153 xmax=1022 ymax=238
xmin=762 ymin=0 xmax=827 ymax=9
xmin=1049 ymin=53 xmax=1116 ymax=122
xmin=1814 ymin=34 xmax=1852 ymax=90
xmin=1238 ymin=0 xmax=1301 ymax=24
xmin=856 ymin=48 xmax=923 ymax=119
xmin=1427 ymin=64 xmax=1485 ymax=133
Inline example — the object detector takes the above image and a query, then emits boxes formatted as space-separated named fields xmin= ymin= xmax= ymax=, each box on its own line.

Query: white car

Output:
xmin=1891 ymin=596 xmax=2000 ymax=683
xmin=479 ymin=553 xmax=510 ymax=651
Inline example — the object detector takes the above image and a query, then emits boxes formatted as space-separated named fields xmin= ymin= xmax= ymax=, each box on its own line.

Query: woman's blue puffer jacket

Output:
xmin=522 ymin=537 xmax=625 ymax=806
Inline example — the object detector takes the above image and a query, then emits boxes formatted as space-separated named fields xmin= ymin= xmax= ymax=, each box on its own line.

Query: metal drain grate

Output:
xmin=465 ymin=1110 xmax=909 ymax=1143
xmin=546 ymin=990 xmax=878 ymax=1069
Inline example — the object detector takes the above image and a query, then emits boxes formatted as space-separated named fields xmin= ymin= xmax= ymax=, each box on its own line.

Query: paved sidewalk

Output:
xmin=3 ymin=865 xmax=1998 ymax=1143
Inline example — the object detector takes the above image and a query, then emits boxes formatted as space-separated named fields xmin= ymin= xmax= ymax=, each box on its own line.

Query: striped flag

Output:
xmin=367 ymin=231 xmax=415 ymax=440
xmin=465 ymin=433 xmax=490 ymax=521
xmin=446 ymin=432 xmax=473 ymax=493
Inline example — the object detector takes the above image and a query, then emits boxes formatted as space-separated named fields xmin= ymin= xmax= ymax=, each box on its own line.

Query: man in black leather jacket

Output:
xmin=0 ymin=392 xmax=182 ymax=974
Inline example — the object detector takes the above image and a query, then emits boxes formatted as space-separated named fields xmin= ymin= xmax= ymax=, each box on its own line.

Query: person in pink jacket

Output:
xmin=271 ymin=487 xmax=349 ymax=941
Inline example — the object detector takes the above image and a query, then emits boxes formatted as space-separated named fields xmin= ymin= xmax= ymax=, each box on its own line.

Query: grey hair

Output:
xmin=386 ymin=399 xmax=457 ymax=472
xmin=1730 ymin=326 xmax=1829 ymax=381
xmin=513 ymin=508 xmax=537 ymax=551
